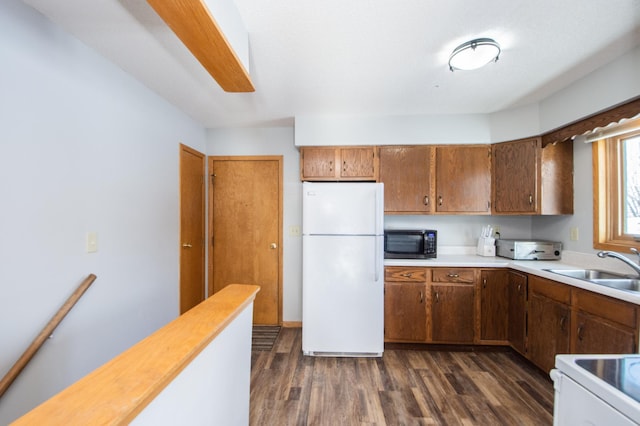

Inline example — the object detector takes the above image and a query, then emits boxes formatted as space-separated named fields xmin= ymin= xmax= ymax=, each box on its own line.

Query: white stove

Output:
xmin=552 ymin=354 xmax=640 ymax=425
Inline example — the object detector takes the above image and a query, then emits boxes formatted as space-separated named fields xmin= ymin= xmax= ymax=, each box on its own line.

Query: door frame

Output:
xmin=207 ymin=155 xmax=283 ymax=325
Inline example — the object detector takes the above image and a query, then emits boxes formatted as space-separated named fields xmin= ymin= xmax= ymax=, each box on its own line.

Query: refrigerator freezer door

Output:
xmin=302 ymin=235 xmax=383 ymax=356
xmin=302 ymin=182 xmax=383 ymax=236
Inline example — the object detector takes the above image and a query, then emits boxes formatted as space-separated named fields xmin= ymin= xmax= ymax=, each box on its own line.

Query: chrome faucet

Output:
xmin=597 ymin=248 xmax=640 ymax=277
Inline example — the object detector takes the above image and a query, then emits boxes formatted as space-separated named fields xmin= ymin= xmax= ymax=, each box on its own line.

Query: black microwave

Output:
xmin=384 ymin=230 xmax=437 ymax=259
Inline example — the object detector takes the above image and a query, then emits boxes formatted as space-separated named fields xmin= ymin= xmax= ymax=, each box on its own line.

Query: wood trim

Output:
xmin=12 ymin=284 xmax=260 ymax=425
xmin=146 ymin=0 xmax=254 ymax=92
xmin=541 ymin=97 xmax=640 ymax=147
xmin=282 ymin=321 xmax=302 ymax=328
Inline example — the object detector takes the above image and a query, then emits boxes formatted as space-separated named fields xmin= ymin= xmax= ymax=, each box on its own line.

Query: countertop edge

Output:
xmin=384 ymin=255 xmax=640 ymax=305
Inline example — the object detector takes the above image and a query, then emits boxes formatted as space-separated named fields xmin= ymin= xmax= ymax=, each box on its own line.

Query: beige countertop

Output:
xmin=385 ymin=251 xmax=640 ymax=305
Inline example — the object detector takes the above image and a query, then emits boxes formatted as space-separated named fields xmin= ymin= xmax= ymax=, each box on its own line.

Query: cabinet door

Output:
xmin=339 ymin=147 xmax=377 ymax=180
xmin=528 ymin=292 xmax=570 ymax=373
xmin=435 ymin=145 xmax=491 ymax=213
xmin=508 ymin=271 xmax=527 ymax=355
xmin=300 ymin=147 xmax=338 ymax=180
xmin=379 ymin=146 xmax=434 ymax=213
xmin=384 ymin=282 xmax=427 ymax=342
xmin=574 ymin=311 xmax=636 ymax=354
xmin=480 ymin=270 xmax=509 ymax=342
xmin=492 ymin=139 xmax=539 ymax=214
xmin=431 ymin=283 xmax=475 ymax=343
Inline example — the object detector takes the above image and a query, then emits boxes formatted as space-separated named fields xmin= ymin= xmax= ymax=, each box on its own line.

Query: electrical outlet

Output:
xmin=570 ymin=227 xmax=579 ymax=241
xmin=493 ymin=225 xmax=501 ymax=237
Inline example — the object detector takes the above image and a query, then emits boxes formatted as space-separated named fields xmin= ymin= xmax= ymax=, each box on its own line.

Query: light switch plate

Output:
xmin=86 ymin=232 xmax=98 ymax=253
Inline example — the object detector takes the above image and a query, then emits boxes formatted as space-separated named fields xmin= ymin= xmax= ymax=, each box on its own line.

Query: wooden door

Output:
xmin=435 ymin=145 xmax=491 ymax=213
xmin=384 ymin=282 xmax=427 ymax=342
xmin=209 ymin=156 xmax=282 ymax=325
xmin=339 ymin=147 xmax=377 ymax=180
xmin=528 ymin=292 xmax=570 ymax=373
xmin=480 ymin=270 xmax=509 ymax=341
xmin=492 ymin=139 xmax=539 ymax=214
xmin=431 ymin=283 xmax=475 ymax=343
xmin=508 ymin=271 xmax=527 ymax=354
xmin=574 ymin=311 xmax=636 ymax=354
xmin=379 ymin=146 xmax=434 ymax=213
xmin=300 ymin=147 xmax=337 ymax=180
xmin=179 ymin=144 xmax=206 ymax=314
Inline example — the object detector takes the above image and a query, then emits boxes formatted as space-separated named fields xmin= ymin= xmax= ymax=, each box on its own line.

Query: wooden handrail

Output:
xmin=12 ymin=283 xmax=260 ymax=425
xmin=0 ymin=274 xmax=97 ymax=399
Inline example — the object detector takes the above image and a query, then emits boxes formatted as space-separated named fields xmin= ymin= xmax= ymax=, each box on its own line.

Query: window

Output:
xmin=593 ymin=118 xmax=640 ymax=251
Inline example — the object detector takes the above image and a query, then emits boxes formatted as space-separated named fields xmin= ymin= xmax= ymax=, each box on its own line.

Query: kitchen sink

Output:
xmin=544 ymin=269 xmax=640 ymax=293
xmin=590 ymin=278 xmax=640 ymax=292
xmin=544 ymin=269 xmax=628 ymax=280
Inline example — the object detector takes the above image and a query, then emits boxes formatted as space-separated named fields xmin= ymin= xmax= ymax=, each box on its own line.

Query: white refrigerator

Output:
xmin=302 ymin=182 xmax=384 ymax=357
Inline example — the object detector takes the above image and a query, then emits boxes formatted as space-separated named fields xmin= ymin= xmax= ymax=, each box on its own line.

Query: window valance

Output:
xmin=540 ymin=97 xmax=640 ymax=147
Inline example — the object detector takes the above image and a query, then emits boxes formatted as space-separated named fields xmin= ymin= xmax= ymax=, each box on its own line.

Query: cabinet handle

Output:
xmin=182 ymin=243 xmax=192 ymax=248
xmin=482 ymin=278 xmax=487 ymax=288
xmin=401 ymin=272 xmax=413 ymax=278
xmin=329 ymin=160 xmax=333 ymax=172
xmin=447 ymin=273 xmax=459 ymax=278
xmin=517 ymin=283 xmax=522 ymax=292
xmin=343 ymin=160 xmax=347 ymax=172
xmin=577 ymin=324 xmax=584 ymax=341
xmin=435 ymin=292 xmax=440 ymax=303
xmin=559 ymin=315 xmax=567 ymax=332
xmin=438 ymin=195 xmax=443 ymax=206
xmin=528 ymin=194 xmax=533 ymax=205
xmin=419 ymin=291 xmax=423 ymax=304
xmin=423 ymin=195 xmax=429 ymax=206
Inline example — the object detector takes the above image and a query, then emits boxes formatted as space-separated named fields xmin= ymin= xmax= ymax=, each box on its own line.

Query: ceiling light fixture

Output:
xmin=448 ymin=38 xmax=501 ymax=72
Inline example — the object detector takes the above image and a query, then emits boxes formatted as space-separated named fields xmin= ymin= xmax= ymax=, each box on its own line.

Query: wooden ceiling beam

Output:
xmin=146 ymin=0 xmax=254 ymax=93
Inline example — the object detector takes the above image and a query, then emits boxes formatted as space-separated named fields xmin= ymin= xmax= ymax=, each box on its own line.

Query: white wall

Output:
xmin=206 ymin=128 xmax=302 ymax=322
xmin=0 ymin=1 xmax=206 ymax=422
xmin=385 ymin=215 xmax=533 ymax=247
xmin=295 ymin=114 xmax=492 ymax=146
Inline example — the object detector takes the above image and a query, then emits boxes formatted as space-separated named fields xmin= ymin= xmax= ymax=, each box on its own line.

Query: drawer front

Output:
xmin=431 ymin=268 xmax=475 ymax=284
xmin=573 ymin=288 xmax=638 ymax=329
xmin=384 ymin=267 xmax=427 ymax=282
xmin=529 ymin=275 xmax=571 ymax=304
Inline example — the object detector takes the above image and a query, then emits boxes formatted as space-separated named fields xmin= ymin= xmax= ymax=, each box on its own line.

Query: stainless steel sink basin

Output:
xmin=544 ymin=269 xmax=628 ymax=280
xmin=590 ymin=278 xmax=640 ymax=292
xmin=543 ymin=268 xmax=640 ymax=293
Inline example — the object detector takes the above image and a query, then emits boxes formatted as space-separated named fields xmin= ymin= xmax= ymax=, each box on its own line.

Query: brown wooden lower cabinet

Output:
xmin=480 ymin=269 xmax=509 ymax=342
xmin=508 ymin=271 xmax=527 ymax=355
xmin=574 ymin=311 xmax=636 ymax=354
xmin=572 ymin=287 xmax=638 ymax=354
xmin=527 ymin=290 xmax=571 ymax=373
xmin=384 ymin=266 xmax=639 ymax=372
xmin=384 ymin=281 xmax=427 ymax=342
xmin=431 ymin=282 xmax=475 ymax=343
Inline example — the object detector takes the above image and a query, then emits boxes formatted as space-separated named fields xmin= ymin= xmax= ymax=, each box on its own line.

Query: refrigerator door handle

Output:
xmin=375 ymin=237 xmax=380 ymax=282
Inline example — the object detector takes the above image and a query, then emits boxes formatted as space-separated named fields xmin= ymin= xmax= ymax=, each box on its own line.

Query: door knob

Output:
xmin=270 ymin=243 xmax=277 ymax=249
xmin=182 ymin=243 xmax=192 ymax=248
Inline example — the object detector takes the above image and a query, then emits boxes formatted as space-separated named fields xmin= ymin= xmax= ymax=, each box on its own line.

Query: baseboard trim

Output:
xmin=282 ymin=321 xmax=302 ymax=328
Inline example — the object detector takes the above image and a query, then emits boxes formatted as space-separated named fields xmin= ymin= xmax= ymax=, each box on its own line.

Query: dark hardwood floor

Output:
xmin=250 ymin=328 xmax=554 ymax=425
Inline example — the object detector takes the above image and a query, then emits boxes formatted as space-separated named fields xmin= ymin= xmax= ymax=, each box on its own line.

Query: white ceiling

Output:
xmin=20 ymin=0 xmax=640 ymax=128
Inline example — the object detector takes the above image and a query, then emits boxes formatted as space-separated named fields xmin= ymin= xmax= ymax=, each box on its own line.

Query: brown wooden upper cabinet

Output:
xmin=492 ymin=137 xmax=573 ymax=215
xmin=435 ymin=145 xmax=491 ymax=214
xmin=378 ymin=146 xmax=435 ymax=214
xmin=300 ymin=146 xmax=378 ymax=181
